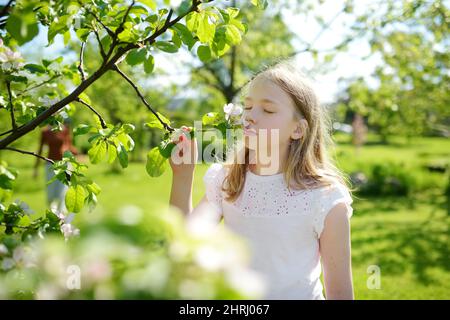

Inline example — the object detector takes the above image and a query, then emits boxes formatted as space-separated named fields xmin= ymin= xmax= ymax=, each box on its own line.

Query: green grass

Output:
xmin=1 ymin=134 xmax=449 ymax=299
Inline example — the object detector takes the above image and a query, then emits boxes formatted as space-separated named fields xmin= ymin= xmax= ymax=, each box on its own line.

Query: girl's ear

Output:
xmin=291 ymin=119 xmax=307 ymax=140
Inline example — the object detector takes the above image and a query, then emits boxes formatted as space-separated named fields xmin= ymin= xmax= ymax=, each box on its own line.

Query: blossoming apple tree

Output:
xmin=0 ymin=0 xmax=264 ymax=267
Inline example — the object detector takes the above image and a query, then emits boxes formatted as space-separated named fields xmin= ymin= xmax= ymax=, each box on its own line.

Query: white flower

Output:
xmin=61 ymin=223 xmax=80 ymax=240
xmin=52 ymin=210 xmax=80 ymax=240
xmin=223 ymin=103 xmax=243 ymax=121
xmin=38 ymin=96 xmax=59 ymax=107
xmin=0 ymin=47 xmax=24 ymax=72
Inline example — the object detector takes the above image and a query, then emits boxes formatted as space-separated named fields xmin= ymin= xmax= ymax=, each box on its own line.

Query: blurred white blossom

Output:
xmin=223 ymin=103 xmax=243 ymax=121
xmin=39 ymin=96 xmax=59 ymax=107
xmin=0 ymin=43 xmax=24 ymax=72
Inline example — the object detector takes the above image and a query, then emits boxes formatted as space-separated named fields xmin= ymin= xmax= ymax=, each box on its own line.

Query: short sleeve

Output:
xmin=203 ymin=163 xmax=227 ymax=216
xmin=313 ymin=183 xmax=353 ymax=238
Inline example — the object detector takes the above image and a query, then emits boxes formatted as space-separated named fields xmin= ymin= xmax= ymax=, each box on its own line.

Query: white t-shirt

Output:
xmin=203 ymin=163 xmax=353 ymax=300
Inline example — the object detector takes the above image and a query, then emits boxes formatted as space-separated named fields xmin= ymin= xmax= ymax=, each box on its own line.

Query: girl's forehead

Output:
xmin=246 ymin=76 xmax=292 ymax=105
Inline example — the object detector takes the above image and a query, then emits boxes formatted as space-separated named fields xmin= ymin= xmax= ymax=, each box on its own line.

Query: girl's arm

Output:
xmin=169 ymin=171 xmax=194 ymax=216
xmin=168 ymin=127 xmax=222 ymax=220
xmin=319 ymin=203 xmax=354 ymax=300
xmin=169 ymin=127 xmax=198 ymax=216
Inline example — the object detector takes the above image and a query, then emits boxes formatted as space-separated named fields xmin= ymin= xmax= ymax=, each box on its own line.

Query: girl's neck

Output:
xmin=247 ymin=145 xmax=289 ymax=176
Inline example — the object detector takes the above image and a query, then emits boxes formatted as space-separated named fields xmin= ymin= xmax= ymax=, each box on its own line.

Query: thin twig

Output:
xmin=17 ymin=75 xmax=60 ymax=97
xmin=104 ymin=0 xmax=136 ymax=63
xmin=6 ymin=80 xmax=16 ymax=130
xmin=4 ymin=147 xmax=55 ymax=164
xmin=93 ymin=29 xmax=107 ymax=59
xmin=79 ymin=0 xmax=114 ymax=37
xmin=0 ymin=128 xmax=14 ymax=137
xmin=75 ymin=97 xmax=107 ymax=129
xmin=113 ymin=65 xmax=174 ymax=132
xmin=78 ymin=42 xmax=86 ymax=81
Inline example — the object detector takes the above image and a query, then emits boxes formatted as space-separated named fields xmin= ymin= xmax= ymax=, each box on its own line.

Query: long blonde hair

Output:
xmin=218 ymin=60 xmax=351 ymax=202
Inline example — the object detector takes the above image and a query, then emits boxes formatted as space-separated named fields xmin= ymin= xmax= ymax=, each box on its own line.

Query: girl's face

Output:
xmin=242 ymin=76 xmax=303 ymax=155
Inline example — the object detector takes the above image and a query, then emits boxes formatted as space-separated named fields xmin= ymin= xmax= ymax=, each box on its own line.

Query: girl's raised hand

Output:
xmin=168 ymin=126 xmax=198 ymax=176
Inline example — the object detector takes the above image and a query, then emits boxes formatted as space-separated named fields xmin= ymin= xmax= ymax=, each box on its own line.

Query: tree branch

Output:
xmin=0 ymin=0 xmax=199 ymax=149
xmin=74 ymin=97 xmax=107 ymax=129
xmin=6 ymin=80 xmax=17 ymax=131
xmin=113 ymin=65 xmax=174 ymax=132
xmin=0 ymin=0 xmax=14 ymax=19
xmin=0 ymin=44 xmax=129 ymax=149
xmin=78 ymin=42 xmax=86 ymax=82
xmin=4 ymin=147 xmax=55 ymax=164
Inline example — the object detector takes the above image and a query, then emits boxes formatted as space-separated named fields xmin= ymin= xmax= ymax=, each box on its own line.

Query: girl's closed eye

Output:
xmin=244 ymin=106 xmax=276 ymax=114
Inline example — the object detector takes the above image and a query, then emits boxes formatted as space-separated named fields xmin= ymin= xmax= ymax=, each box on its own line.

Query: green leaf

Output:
xmin=186 ymin=11 xmax=200 ymax=32
xmin=88 ymin=140 xmax=107 ymax=164
xmin=106 ymin=141 xmax=117 ymax=164
xmin=144 ymin=55 xmax=155 ymax=73
xmin=65 ymin=185 xmax=87 ymax=213
xmin=117 ymin=143 xmax=128 ymax=168
xmin=75 ymin=28 xmax=91 ymax=42
xmin=173 ymin=23 xmax=196 ymax=50
xmin=145 ymin=112 xmax=171 ymax=130
xmin=141 ymin=0 xmax=157 ymax=11
xmin=6 ymin=12 xmax=39 ymax=46
xmin=6 ymin=75 xmax=28 ymax=84
xmin=122 ymin=123 xmax=135 ymax=134
xmin=202 ymin=112 xmax=221 ymax=126
xmin=24 ymin=64 xmax=46 ymax=74
xmin=225 ymin=24 xmax=241 ymax=45
xmin=79 ymin=92 xmax=92 ymax=105
xmin=73 ymin=124 xmax=94 ymax=136
xmin=146 ymin=147 xmax=168 ymax=177
xmin=251 ymin=0 xmax=268 ymax=9
xmin=118 ymin=29 xmax=136 ymax=42
xmin=86 ymin=182 xmax=101 ymax=195
xmin=117 ymin=133 xmax=135 ymax=151
xmin=197 ymin=45 xmax=212 ymax=63
xmin=63 ymin=30 xmax=71 ymax=46
xmin=154 ymin=41 xmax=179 ymax=53
xmin=158 ymin=140 xmax=176 ymax=159
xmin=126 ymin=48 xmax=148 ymax=66
xmin=197 ymin=12 xmax=216 ymax=44
xmin=48 ymin=16 xmax=70 ymax=45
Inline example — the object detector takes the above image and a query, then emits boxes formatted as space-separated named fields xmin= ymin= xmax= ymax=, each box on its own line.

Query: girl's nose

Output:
xmin=244 ymin=111 xmax=256 ymax=125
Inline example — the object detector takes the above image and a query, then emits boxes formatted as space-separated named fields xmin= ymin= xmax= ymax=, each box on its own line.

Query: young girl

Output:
xmin=169 ymin=61 xmax=354 ymax=300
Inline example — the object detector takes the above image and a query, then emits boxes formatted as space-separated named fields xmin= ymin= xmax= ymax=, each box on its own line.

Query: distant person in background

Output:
xmin=33 ymin=120 xmax=78 ymax=213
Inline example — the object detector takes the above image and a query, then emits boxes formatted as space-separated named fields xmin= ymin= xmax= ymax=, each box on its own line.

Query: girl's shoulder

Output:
xmin=309 ymin=180 xmax=352 ymax=201
xmin=203 ymin=162 xmax=229 ymax=185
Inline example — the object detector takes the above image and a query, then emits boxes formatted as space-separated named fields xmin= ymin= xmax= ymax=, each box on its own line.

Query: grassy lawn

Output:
xmin=1 ymin=134 xmax=449 ymax=299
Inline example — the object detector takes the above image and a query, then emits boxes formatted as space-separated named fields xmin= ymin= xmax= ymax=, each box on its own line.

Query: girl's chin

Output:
xmin=244 ymin=139 xmax=258 ymax=150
